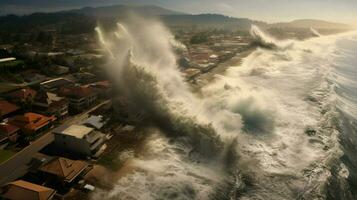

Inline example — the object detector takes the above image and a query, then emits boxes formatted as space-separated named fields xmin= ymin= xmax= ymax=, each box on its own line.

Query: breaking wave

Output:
xmin=94 ymin=15 xmax=357 ymax=200
xmin=249 ymin=25 xmax=294 ymax=50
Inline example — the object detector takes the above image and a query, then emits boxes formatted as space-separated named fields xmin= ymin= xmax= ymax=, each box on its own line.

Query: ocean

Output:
xmin=93 ymin=17 xmax=357 ymax=200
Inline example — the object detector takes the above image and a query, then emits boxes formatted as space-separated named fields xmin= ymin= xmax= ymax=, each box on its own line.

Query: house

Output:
xmin=0 ymin=100 xmax=20 ymax=120
xmin=39 ymin=157 xmax=90 ymax=183
xmin=0 ymin=123 xmax=20 ymax=144
xmin=87 ymin=81 xmax=112 ymax=99
xmin=1 ymin=180 xmax=56 ymax=200
xmin=81 ymin=115 xmax=108 ymax=130
xmin=9 ymin=113 xmax=56 ymax=135
xmin=53 ymin=124 xmax=106 ymax=158
xmin=33 ymin=92 xmax=68 ymax=120
xmin=58 ymin=86 xmax=97 ymax=113
xmin=73 ymin=72 xmax=97 ymax=84
xmin=40 ymin=78 xmax=74 ymax=92
xmin=6 ymin=88 xmax=37 ymax=105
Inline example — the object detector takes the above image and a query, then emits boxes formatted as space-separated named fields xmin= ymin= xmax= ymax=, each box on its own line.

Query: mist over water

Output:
xmin=94 ymin=17 xmax=357 ymax=199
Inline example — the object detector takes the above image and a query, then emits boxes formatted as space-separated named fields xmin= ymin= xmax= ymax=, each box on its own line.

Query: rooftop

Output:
xmin=40 ymin=157 xmax=88 ymax=182
xmin=40 ymin=78 xmax=73 ymax=90
xmin=2 ymin=180 xmax=55 ymax=200
xmin=53 ymin=124 xmax=93 ymax=139
xmin=0 ymin=100 xmax=19 ymax=117
xmin=9 ymin=113 xmax=56 ymax=132
xmin=0 ymin=57 xmax=16 ymax=63
xmin=0 ymin=123 xmax=19 ymax=135
xmin=58 ymin=86 xmax=96 ymax=99
xmin=7 ymin=88 xmax=37 ymax=101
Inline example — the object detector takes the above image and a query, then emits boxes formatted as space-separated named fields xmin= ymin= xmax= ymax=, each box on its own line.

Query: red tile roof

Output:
xmin=0 ymin=123 xmax=19 ymax=135
xmin=40 ymin=157 xmax=89 ymax=182
xmin=0 ymin=100 xmax=19 ymax=117
xmin=3 ymin=180 xmax=55 ymax=200
xmin=9 ymin=113 xmax=56 ymax=133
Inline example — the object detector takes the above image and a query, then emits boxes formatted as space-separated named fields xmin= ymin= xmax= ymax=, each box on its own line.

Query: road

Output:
xmin=0 ymin=100 xmax=111 ymax=186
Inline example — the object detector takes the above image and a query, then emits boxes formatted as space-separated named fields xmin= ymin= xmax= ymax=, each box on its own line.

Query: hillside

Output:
xmin=66 ymin=4 xmax=185 ymax=18
xmin=161 ymin=14 xmax=267 ymax=30
xmin=271 ymin=19 xmax=351 ymax=30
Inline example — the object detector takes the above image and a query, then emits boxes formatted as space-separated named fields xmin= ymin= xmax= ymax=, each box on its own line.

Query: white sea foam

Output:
xmin=94 ymin=17 xmax=356 ymax=199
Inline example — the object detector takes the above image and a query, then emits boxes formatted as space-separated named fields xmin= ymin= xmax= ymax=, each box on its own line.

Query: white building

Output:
xmin=53 ymin=124 xmax=106 ymax=158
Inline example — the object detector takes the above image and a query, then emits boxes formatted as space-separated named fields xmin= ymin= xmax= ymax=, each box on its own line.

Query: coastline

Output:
xmin=191 ymin=48 xmax=255 ymax=93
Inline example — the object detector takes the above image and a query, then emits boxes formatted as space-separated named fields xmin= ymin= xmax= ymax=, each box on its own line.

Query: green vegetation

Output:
xmin=0 ymin=150 xmax=16 ymax=164
xmin=190 ymin=32 xmax=209 ymax=44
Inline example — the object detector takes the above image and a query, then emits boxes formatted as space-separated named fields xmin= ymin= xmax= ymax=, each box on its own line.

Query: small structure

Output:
xmin=87 ymin=81 xmax=112 ymax=99
xmin=39 ymin=157 xmax=90 ymax=183
xmin=9 ymin=113 xmax=56 ymax=135
xmin=33 ymin=92 xmax=68 ymax=120
xmin=0 ymin=100 xmax=20 ymax=120
xmin=6 ymin=88 xmax=37 ymax=104
xmin=40 ymin=78 xmax=74 ymax=92
xmin=0 ymin=123 xmax=20 ymax=144
xmin=53 ymin=124 xmax=106 ymax=158
xmin=81 ymin=115 xmax=108 ymax=130
xmin=1 ymin=180 xmax=56 ymax=200
xmin=58 ymin=86 xmax=97 ymax=113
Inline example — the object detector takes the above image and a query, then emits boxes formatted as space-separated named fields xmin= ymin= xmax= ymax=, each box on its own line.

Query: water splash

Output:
xmin=310 ymin=27 xmax=322 ymax=37
xmin=95 ymin=27 xmax=114 ymax=58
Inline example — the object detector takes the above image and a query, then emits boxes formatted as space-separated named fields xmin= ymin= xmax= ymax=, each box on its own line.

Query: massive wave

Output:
xmin=93 ymin=16 xmax=356 ymax=200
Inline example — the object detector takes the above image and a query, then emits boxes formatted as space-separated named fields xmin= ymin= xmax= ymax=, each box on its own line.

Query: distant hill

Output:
xmin=271 ymin=19 xmax=352 ymax=30
xmin=65 ymin=4 xmax=185 ymax=18
xmin=161 ymin=14 xmax=267 ymax=30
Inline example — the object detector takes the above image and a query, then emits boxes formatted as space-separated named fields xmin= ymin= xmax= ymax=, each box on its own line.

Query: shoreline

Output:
xmin=84 ymin=48 xmax=256 ymax=196
xmin=190 ymin=48 xmax=255 ymax=93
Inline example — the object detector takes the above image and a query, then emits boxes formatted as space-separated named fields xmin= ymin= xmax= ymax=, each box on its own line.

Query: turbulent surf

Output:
xmin=93 ymin=17 xmax=357 ymax=200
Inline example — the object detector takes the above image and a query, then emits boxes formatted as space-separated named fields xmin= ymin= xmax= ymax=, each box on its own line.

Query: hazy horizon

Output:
xmin=0 ymin=0 xmax=356 ymax=25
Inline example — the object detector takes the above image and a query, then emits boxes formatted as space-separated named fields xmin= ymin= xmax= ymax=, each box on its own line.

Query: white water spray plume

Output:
xmin=94 ymin=15 xmax=357 ymax=200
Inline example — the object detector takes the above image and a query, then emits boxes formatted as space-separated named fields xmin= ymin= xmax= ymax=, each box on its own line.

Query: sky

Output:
xmin=0 ymin=0 xmax=356 ymax=24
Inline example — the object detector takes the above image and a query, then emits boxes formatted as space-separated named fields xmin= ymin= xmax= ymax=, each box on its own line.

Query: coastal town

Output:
xmin=0 ymin=25 xmax=257 ymax=199
xmin=0 ymin=3 xmax=353 ymax=199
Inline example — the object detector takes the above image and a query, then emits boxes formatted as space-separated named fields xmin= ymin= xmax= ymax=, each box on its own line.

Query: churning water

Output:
xmin=93 ymin=17 xmax=357 ymax=200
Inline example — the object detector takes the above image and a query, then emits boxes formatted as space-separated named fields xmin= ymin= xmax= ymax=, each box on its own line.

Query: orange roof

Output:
xmin=9 ymin=113 xmax=56 ymax=132
xmin=40 ymin=157 xmax=88 ymax=182
xmin=0 ymin=100 xmax=19 ymax=117
xmin=3 ymin=180 xmax=55 ymax=200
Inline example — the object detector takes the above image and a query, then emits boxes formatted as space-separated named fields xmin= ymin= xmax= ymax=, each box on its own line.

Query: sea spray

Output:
xmin=93 ymin=15 xmax=350 ymax=199
xmin=310 ymin=27 xmax=322 ymax=37
xmin=250 ymin=25 xmax=295 ymax=50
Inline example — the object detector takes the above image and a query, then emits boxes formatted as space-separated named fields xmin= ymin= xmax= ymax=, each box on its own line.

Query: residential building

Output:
xmin=39 ymin=157 xmax=90 ymax=183
xmin=0 ymin=100 xmax=20 ymax=120
xmin=81 ymin=115 xmax=108 ymax=130
xmin=9 ymin=113 xmax=56 ymax=135
xmin=6 ymin=88 xmax=37 ymax=105
xmin=1 ymin=180 xmax=56 ymax=200
xmin=0 ymin=123 xmax=20 ymax=144
xmin=40 ymin=78 xmax=74 ymax=92
xmin=53 ymin=124 xmax=106 ymax=158
xmin=58 ymin=86 xmax=97 ymax=113
xmin=33 ymin=91 xmax=68 ymax=120
xmin=87 ymin=81 xmax=112 ymax=99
